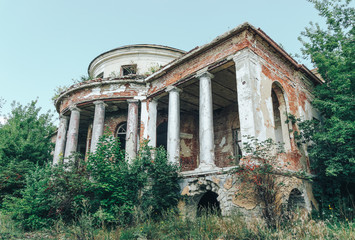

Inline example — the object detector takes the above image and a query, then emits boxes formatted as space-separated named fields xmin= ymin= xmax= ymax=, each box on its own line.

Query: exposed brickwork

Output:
xmin=213 ymin=104 xmax=240 ymax=168
xmin=180 ymin=114 xmax=199 ymax=171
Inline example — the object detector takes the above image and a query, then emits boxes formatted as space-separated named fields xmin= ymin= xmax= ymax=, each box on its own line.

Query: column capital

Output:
xmin=59 ymin=114 xmax=69 ymax=120
xmin=230 ymin=48 xmax=259 ymax=64
xmin=150 ymin=97 xmax=159 ymax=104
xmin=166 ymin=86 xmax=182 ymax=93
xmin=196 ymin=69 xmax=214 ymax=80
xmin=93 ymin=100 xmax=106 ymax=106
xmin=69 ymin=105 xmax=80 ymax=112
xmin=127 ymin=99 xmax=139 ymax=104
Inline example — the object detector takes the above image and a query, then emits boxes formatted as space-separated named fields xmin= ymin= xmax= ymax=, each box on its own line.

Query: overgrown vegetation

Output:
xmin=2 ymin=134 xmax=180 ymax=231
xmin=234 ymin=137 xmax=286 ymax=229
xmin=0 ymin=0 xmax=354 ymax=238
xmin=52 ymin=75 xmax=93 ymax=103
xmin=295 ymin=0 xmax=355 ymax=220
xmin=0 ymin=100 xmax=55 ymax=204
xmin=1 ymin=209 xmax=354 ymax=239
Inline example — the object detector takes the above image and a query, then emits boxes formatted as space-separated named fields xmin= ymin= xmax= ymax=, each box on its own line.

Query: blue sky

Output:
xmin=0 ymin=0 xmax=325 ymax=121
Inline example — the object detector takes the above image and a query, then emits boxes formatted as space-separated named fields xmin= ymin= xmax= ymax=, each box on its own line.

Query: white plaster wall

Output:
xmin=89 ymin=45 xmax=185 ymax=78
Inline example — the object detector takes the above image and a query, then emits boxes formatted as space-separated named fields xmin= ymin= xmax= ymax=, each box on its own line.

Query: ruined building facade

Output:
xmin=53 ymin=23 xmax=322 ymax=217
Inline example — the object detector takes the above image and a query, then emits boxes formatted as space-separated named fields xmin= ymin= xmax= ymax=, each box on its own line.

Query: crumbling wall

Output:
xmin=213 ymin=104 xmax=240 ymax=167
xmin=147 ymin=30 xmax=250 ymax=97
xmin=58 ymin=81 xmax=146 ymax=113
xmin=179 ymin=172 xmax=315 ymax=219
xmin=104 ymin=112 xmax=127 ymax=136
xmin=180 ymin=113 xmax=199 ymax=171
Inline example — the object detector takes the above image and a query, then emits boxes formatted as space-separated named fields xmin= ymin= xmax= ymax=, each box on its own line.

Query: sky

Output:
xmin=0 ymin=0 xmax=326 ymax=123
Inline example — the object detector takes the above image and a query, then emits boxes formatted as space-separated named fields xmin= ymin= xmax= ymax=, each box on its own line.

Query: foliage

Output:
xmin=144 ymin=64 xmax=162 ymax=76
xmin=0 ymin=100 xmax=55 ymax=203
xmin=2 ymin=210 xmax=354 ymax=240
xmin=3 ymin=134 xmax=180 ymax=231
xmin=86 ymin=134 xmax=138 ymax=225
xmin=86 ymin=136 xmax=181 ymax=225
xmin=52 ymin=75 xmax=93 ymax=103
xmin=71 ymin=75 xmax=93 ymax=85
xmin=134 ymin=143 xmax=181 ymax=218
xmin=0 ymin=97 xmax=5 ymax=115
xmin=2 ymin=161 xmax=90 ymax=230
xmin=52 ymin=85 xmax=69 ymax=104
xmin=297 ymin=0 xmax=355 ymax=218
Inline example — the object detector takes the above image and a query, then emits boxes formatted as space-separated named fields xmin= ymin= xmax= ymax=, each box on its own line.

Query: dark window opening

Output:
xmin=116 ymin=122 xmax=127 ymax=149
xmin=272 ymin=90 xmax=284 ymax=144
xmin=96 ymin=72 xmax=104 ymax=78
xmin=122 ymin=64 xmax=137 ymax=76
xmin=197 ymin=191 xmax=221 ymax=216
xmin=157 ymin=121 xmax=167 ymax=149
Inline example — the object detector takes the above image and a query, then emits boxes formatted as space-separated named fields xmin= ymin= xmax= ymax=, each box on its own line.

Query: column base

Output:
xmin=195 ymin=163 xmax=217 ymax=172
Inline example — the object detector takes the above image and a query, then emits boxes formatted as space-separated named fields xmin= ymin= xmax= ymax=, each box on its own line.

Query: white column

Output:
xmin=140 ymin=98 xmax=158 ymax=147
xmin=126 ymin=99 xmax=139 ymax=161
xmin=166 ymin=86 xmax=181 ymax=164
xmin=196 ymin=70 xmax=216 ymax=170
xmin=233 ymin=48 xmax=264 ymax=147
xmin=64 ymin=106 xmax=80 ymax=161
xmin=90 ymin=101 xmax=106 ymax=153
xmin=53 ymin=115 xmax=69 ymax=165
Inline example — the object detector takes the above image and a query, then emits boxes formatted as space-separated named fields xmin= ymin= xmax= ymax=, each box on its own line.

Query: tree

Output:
xmin=298 ymin=0 xmax=355 ymax=217
xmin=0 ymin=100 xmax=55 ymax=202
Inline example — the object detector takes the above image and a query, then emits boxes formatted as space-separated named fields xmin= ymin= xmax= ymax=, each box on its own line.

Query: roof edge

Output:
xmin=87 ymin=44 xmax=186 ymax=75
xmin=145 ymin=22 xmax=323 ymax=85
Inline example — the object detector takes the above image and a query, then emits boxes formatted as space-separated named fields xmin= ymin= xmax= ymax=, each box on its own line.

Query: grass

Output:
xmin=1 ymin=211 xmax=354 ymax=240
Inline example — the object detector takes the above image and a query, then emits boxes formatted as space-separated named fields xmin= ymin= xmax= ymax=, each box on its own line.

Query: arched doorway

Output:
xmin=197 ymin=191 xmax=221 ymax=216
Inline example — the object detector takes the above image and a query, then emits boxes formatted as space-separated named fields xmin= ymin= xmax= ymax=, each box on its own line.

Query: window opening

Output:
xmin=121 ymin=64 xmax=137 ymax=76
xmin=96 ymin=72 xmax=104 ymax=78
xmin=116 ymin=122 xmax=127 ymax=149
xmin=272 ymin=90 xmax=284 ymax=144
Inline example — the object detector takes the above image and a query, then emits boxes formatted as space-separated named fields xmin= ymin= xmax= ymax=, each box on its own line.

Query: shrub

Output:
xmin=86 ymin=136 xmax=181 ymax=225
xmin=0 ymin=100 xmax=55 ymax=203
xmin=2 ymin=161 xmax=90 ymax=230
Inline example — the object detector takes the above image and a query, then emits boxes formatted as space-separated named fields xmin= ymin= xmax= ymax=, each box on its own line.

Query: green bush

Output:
xmin=2 ymin=161 xmax=90 ymax=230
xmin=86 ymin=136 xmax=181 ymax=225
xmin=3 ymin=134 xmax=180 ymax=231
xmin=0 ymin=101 xmax=55 ymax=203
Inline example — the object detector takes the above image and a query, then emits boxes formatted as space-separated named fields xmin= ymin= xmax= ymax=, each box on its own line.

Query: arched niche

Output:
xmin=271 ymin=82 xmax=291 ymax=151
xmin=197 ymin=190 xmax=221 ymax=216
xmin=288 ymin=188 xmax=306 ymax=212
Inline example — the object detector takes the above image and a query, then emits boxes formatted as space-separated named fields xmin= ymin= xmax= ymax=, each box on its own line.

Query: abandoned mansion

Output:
xmin=52 ymin=23 xmax=322 ymax=217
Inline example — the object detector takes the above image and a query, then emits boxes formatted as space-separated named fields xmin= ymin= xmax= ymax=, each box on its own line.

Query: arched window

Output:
xmin=271 ymin=82 xmax=291 ymax=150
xmin=272 ymin=90 xmax=283 ymax=144
xmin=116 ymin=122 xmax=127 ymax=149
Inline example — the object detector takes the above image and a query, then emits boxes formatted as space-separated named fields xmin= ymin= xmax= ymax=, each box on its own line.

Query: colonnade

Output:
xmin=53 ymin=49 xmax=263 ymax=171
